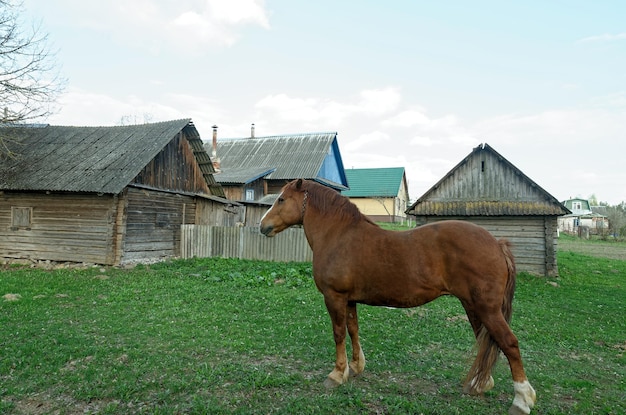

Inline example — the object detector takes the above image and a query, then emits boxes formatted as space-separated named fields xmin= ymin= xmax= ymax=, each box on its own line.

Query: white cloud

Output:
xmin=383 ymin=109 xmax=430 ymax=127
xmin=344 ymin=131 xmax=389 ymax=152
xmin=170 ymin=0 xmax=271 ymax=48
xmin=473 ymin=108 xmax=626 ymax=146
xmin=207 ymin=0 xmax=270 ymax=28
xmin=47 ymin=87 xmax=225 ymax=128
xmin=357 ymin=87 xmax=401 ymax=115
xmin=254 ymin=87 xmax=402 ymax=128
xmin=590 ymin=92 xmax=626 ymax=109
xmin=409 ymin=135 xmax=438 ymax=147
xmin=578 ymin=33 xmax=626 ymax=43
xmin=255 ymin=94 xmax=324 ymax=123
xmin=47 ymin=0 xmax=271 ymax=52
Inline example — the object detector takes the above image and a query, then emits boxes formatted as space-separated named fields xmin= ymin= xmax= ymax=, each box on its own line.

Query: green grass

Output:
xmin=1 ymin=254 xmax=625 ymax=414
xmin=377 ymin=222 xmax=415 ymax=231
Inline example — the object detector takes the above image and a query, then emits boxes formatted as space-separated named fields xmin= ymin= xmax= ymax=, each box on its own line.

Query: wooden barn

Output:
xmin=406 ymin=143 xmax=570 ymax=276
xmin=0 ymin=119 xmax=238 ymax=265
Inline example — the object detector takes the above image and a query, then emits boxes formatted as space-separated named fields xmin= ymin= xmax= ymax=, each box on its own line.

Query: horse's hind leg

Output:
xmin=479 ymin=313 xmax=536 ymax=415
xmin=347 ymin=301 xmax=365 ymax=377
xmin=461 ymin=301 xmax=495 ymax=393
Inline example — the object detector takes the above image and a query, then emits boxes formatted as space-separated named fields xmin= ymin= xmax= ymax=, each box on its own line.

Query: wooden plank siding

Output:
xmin=0 ymin=192 xmax=117 ymax=264
xmin=417 ymin=216 xmax=557 ymax=276
xmin=181 ymin=225 xmax=313 ymax=262
xmin=195 ymin=197 xmax=243 ymax=226
xmin=121 ymin=187 xmax=197 ymax=263
xmin=0 ymin=187 xmax=239 ymax=265
xmin=131 ymin=131 xmax=213 ymax=195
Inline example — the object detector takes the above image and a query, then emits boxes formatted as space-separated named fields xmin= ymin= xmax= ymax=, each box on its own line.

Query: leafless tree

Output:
xmin=594 ymin=202 xmax=626 ymax=239
xmin=1 ymin=0 xmax=65 ymax=156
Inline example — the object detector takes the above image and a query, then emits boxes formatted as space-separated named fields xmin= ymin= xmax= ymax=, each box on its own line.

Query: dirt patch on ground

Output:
xmin=558 ymin=240 xmax=626 ymax=261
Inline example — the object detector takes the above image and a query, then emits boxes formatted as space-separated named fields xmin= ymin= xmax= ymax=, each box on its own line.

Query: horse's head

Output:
xmin=260 ymin=179 xmax=307 ymax=237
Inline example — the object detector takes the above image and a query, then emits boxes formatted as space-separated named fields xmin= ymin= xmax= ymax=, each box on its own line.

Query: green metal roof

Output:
xmin=343 ymin=167 xmax=405 ymax=197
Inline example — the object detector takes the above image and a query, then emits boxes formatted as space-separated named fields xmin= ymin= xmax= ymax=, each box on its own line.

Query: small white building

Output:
xmin=558 ymin=198 xmax=609 ymax=235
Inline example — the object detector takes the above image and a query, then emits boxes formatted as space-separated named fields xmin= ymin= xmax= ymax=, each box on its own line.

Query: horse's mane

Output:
xmin=301 ymin=180 xmax=376 ymax=226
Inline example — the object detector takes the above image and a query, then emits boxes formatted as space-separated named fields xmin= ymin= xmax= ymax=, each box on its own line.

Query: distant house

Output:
xmin=0 ymin=119 xmax=238 ymax=265
xmin=406 ymin=143 xmax=570 ymax=277
xmin=343 ymin=167 xmax=409 ymax=223
xmin=206 ymin=126 xmax=349 ymax=202
xmin=559 ymin=198 xmax=609 ymax=235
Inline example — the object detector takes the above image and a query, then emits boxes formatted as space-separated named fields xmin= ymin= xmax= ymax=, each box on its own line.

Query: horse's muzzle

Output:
xmin=260 ymin=225 xmax=274 ymax=237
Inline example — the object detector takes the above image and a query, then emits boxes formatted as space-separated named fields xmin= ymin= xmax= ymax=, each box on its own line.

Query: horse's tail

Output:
xmin=499 ymin=239 xmax=516 ymax=324
xmin=463 ymin=239 xmax=517 ymax=394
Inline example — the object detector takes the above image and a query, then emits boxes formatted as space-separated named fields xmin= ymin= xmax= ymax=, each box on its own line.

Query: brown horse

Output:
xmin=260 ymin=179 xmax=536 ymax=415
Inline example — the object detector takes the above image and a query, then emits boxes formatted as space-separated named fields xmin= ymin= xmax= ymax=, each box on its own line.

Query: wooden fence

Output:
xmin=180 ymin=225 xmax=312 ymax=262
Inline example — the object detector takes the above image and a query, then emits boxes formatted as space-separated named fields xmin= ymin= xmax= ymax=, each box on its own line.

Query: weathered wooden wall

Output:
xmin=417 ymin=216 xmax=558 ymax=276
xmin=221 ymin=186 xmax=244 ymax=202
xmin=0 ymin=191 xmax=117 ymax=264
xmin=181 ymin=225 xmax=312 ymax=262
xmin=131 ymin=132 xmax=211 ymax=194
xmin=0 ymin=187 xmax=243 ymax=266
xmin=196 ymin=197 xmax=242 ymax=226
xmin=121 ymin=187 xmax=197 ymax=264
xmin=266 ymin=180 xmax=290 ymax=195
xmin=243 ymin=204 xmax=272 ymax=227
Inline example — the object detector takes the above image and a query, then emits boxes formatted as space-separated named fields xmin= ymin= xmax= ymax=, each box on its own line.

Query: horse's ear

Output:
xmin=295 ymin=179 xmax=303 ymax=190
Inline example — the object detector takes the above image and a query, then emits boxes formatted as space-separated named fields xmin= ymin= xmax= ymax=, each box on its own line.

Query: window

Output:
xmin=572 ymin=202 xmax=582 ymax=211
xmin=11 ymin=207 xmax=32 ymax=229
xmin=245 ymin=189 xmax=254 ymax=201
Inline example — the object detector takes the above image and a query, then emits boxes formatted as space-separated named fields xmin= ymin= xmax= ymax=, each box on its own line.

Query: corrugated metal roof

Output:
xmin=0 ymin=119 xmax=223 ymax=196
xmin=209 ymin=132 xmax=347 ymax=188
xmin=214 ymin=167 xmax=276 ymax=185
xmin=407 ymin=143 xmax=569 ymax=217
xmin=343 ymin=167 xmax=405 ymax=197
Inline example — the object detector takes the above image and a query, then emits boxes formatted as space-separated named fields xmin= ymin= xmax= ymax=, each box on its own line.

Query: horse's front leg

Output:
xmin=347 ymin=301 xmax=365 ymax=377
xmin=323 ymin=294 xmax=350 ymax=388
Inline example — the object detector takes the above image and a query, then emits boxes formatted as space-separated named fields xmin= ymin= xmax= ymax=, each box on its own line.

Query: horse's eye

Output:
xmin=278 ymin=198 xmax=284 ymax=203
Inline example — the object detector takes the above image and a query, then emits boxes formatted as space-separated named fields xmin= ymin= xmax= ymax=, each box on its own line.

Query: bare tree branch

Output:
xmin=1 ymin=0 xmax=66 ymax=156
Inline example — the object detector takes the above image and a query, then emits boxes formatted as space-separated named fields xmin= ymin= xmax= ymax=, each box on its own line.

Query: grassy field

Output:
xmin=557 ymin=233 xmax=626 ymax=261
xmin=1 ymin=247 xmax=625 ymax=414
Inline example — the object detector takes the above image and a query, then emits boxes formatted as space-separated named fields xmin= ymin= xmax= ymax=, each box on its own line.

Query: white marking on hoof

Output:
xmin=509 ymin=380 xmax=536 ymax=415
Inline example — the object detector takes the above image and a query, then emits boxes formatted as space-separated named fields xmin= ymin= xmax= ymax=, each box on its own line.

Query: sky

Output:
xmin=21 ymin=0 xmax=626 ymax=204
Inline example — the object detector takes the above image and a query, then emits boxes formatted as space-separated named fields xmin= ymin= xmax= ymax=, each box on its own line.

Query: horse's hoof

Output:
xmin=509 ymin=381 xmax=536 ymax=415
xmin=348 ymin=360 xmax=365 ymax=377
xmin=323 ymin=377 xmax=341 ymax=389
xmin=508 ymin=405 xmax=531 ymax=415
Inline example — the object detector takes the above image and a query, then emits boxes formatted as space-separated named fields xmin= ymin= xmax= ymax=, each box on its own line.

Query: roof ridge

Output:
xmin=222 ymin=131 xmax=337 ymax=140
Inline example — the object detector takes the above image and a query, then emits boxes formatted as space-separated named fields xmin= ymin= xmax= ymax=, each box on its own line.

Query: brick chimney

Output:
xmin=211 ymin=125 xmax=221 ymax=173
xmin=250 ymin=123 xmax=255 ymax=139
